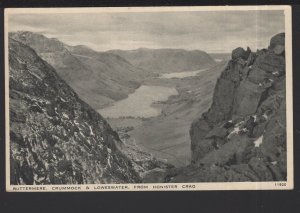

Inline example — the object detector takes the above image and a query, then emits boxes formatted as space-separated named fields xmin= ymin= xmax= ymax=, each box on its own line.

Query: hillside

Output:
xmin=108 ymin=48 xmax=216 ymax=73
xmin=144 ymin=33 xmax=287 ymax=182
xmin=9 ymin=38 xmax=142 ymax=184
xmin=9 ymin=31 xmax=144 ymax=109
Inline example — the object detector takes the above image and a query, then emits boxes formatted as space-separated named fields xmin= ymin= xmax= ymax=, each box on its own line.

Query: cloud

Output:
xmin=8 ymin=10 xmax=285 ymax=53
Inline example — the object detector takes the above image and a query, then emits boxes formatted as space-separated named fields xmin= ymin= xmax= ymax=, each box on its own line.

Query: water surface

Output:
xmin=98 ymin=85 xmax=178 ymax=118
xmin=159 ymin=68 xmax=208 ymax=79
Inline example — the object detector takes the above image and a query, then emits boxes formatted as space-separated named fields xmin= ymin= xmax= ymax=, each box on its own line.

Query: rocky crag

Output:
xmin=144 ymin=33 xmax=287 ymax=182
xmin=9 ymin=38 xmax=145 ymax=184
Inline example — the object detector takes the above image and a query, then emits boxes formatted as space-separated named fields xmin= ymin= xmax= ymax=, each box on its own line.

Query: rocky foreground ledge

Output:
xmin=144 ymin=33 xmax=287 ymax=182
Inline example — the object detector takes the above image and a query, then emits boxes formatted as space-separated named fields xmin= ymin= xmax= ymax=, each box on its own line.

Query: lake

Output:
xmin=98 ymin=85 xmax=178 ymax=118
xmin=159 ymin=68 xmax=208 ymax=79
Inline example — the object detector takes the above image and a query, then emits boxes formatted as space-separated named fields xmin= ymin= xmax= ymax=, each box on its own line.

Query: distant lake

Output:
xmin=214 ymin=59 xmax=223 ymax=62
xmin=159 ymin=68 xmax=208 ymax=79
xmin=98 ymin=85 xmax=178 ymax=118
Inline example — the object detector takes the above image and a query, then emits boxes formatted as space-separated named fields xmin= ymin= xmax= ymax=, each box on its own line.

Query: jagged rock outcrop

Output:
xmin=187 ymin=33 xmax=286 ymax=181
xmin=9 ymin=38 xmax=141 ymax=184
xmin=148 ymin=33 xmax=287 ymax=182
xmin=232 ymin=47 xmax=251 ymax=60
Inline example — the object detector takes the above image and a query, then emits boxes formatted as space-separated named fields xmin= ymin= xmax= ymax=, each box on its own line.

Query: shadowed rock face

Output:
xmin=9 ymin=38 xmax=140 ymax=184
xmin=186 ymin=32 xmax=287 ymax=182
xmin=144 ymin=33 xmax=287 ymax=183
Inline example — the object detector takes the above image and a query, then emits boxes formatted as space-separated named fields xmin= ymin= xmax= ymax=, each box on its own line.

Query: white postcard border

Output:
xmin=5 ymin=5 xmax=294 ymax=192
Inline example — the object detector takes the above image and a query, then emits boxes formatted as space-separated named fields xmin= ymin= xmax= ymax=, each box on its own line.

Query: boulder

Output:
xmin=269 ymin=33 xmax=285 ymax=55
xmin=232 ymin=47 xmax=250 ymax=60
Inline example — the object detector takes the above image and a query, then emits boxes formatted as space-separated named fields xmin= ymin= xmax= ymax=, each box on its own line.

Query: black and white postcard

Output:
xmin=5 ymin=6 xmax=293 ymax=191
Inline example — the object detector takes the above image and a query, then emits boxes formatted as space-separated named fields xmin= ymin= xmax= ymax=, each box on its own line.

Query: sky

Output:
xmin=8 ymin=10 xmax=285 ymax=53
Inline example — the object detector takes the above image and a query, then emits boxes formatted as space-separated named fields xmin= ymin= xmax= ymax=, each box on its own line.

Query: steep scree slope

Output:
xmin=9 ymin=38 xmax=140 ymax=184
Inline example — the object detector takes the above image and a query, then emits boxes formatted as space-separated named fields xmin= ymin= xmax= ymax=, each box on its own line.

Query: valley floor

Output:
xmin=105 ymin=62 xmax=226 ymax=167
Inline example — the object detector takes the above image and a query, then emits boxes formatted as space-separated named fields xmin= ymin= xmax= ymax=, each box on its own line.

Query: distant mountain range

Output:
xmin=10 ymin=31 xmax=217 ymax=109
xmin=107 ymin=48 xmax=216 ymax=73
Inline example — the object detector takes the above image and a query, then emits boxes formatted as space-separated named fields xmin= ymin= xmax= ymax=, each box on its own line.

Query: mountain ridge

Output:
xmin=107 ymin=47 xmax=216 ymax=73
xmin=9 ymin=31 xmax=144 ymax=109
